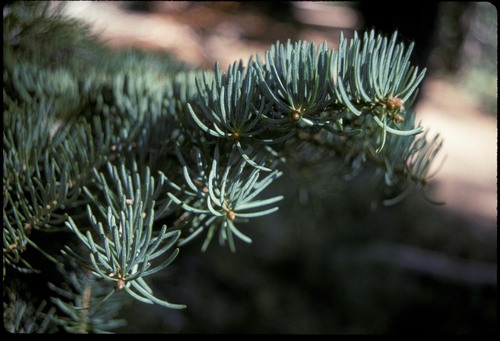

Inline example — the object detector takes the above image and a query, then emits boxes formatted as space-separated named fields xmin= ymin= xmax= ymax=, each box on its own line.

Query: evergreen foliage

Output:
xmin=3 ymin=2 xmax=444 ymax=333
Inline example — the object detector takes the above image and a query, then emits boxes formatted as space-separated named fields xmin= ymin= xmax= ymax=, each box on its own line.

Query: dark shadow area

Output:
xmin=117 ymin=170 xmax=496 ymax=334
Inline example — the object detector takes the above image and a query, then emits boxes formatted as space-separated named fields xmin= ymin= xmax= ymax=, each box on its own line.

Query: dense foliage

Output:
xmin=3 ymin=2 xmax=444 ymax=333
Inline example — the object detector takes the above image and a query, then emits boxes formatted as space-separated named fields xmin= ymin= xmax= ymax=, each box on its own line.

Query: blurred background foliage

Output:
xmin=12 ymin=1 xmax=497 ymax=334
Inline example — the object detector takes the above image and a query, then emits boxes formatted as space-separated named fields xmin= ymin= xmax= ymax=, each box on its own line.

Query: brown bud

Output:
xmin=393 ymin=114 xmax=405 ymax=123
xmin=227 ymin=210 xmax=236 ymax=221
xmin=116 ymin=279 xmax=126 ymax=290
xmin=290 ymin=109 xmax=302 ymax=121
xmin=230 ymin=132 xmax=240 ymax=141
xmin=386 ymin=97 xmax=404 ymax=111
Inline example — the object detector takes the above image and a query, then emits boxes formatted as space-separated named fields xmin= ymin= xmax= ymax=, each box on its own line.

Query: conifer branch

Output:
xmin=168 ymin=145 xmax=283 ymax=252
xmin=48 ymin=270 xmax=126 ymax=333
xmin=3 ymin=1 xmax=447 ymax=333
xmin=64 ymin=162 xmax=185 ymax=309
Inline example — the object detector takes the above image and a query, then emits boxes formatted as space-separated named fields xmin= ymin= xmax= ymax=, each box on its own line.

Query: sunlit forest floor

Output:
xmin=55 ymin=1 xmax=497 ymax=334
